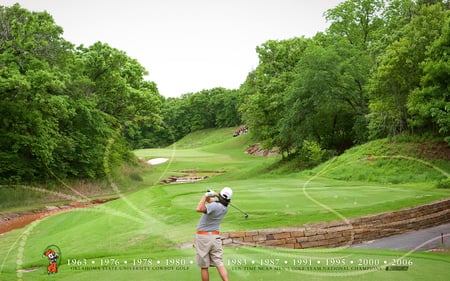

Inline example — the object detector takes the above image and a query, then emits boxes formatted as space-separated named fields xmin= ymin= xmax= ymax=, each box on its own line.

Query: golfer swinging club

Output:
xmin=195 ymin=187 xmax=232 ymax=281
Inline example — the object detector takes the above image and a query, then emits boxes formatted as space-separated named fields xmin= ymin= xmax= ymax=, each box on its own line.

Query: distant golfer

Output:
xmin=195 ymin=187 xmax=233 ymax=281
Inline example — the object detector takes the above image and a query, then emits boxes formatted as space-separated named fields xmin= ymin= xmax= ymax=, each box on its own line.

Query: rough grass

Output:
xmin=307 ymin=139 xmax=450 ymax=184
xmin=0 ymin=162 xmax=149 ymax=213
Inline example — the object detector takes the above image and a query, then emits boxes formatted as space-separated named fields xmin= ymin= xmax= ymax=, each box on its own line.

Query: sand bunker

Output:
xmin=147 ymin=158 xmax=169 ymax=165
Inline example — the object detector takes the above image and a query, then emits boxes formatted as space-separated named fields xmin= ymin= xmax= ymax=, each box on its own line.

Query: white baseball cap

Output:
xmin=220 ymin=187 xmax=233 ymax=200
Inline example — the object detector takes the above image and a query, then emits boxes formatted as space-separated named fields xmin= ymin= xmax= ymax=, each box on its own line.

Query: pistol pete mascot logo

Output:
xmin=42 ymin=245 xmax=61 ymax=274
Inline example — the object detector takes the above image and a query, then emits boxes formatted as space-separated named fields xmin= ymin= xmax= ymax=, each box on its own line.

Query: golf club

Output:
xmin=229 ymin=203 xmax=249 ymax=219
xmin=206 ymin=190 xmax=248 ymax=219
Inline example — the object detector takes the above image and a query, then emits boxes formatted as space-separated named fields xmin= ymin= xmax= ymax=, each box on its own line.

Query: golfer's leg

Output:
xmin=216 ymin=265 xmax=229 ymax=281
xmin=201 ymin=267 xmax=209 ymax=281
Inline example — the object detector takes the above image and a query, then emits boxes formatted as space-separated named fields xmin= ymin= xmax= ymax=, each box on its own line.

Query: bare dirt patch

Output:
xmin=245 ymin=143 xmax=279 ymax=157
xmin=417 ymin=141 xmax=450 ymax=160
xmin=427 ymin=248 xmax=450 ymax=254
xmin=388 ymin=141 xmax=450 ymax=160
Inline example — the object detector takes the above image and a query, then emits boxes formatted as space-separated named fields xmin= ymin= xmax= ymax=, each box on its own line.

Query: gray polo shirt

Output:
xmin=197 ymin=202 xmax=228 ymax=232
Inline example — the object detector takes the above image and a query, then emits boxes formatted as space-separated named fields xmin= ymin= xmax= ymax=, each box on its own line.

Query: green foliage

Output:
xmin=367 ymin=2 xmax=449 ymax=139
xmin=0 ymin=5 xmax=72 ymax=182
xmin=0 ymin=185 xmax=44 ymax=210
xmin=2 ymin=0 xmax=449 ymax=189
xmin=239 ymin=0 xmax=449 ymax=157
xmin=239 ymin=37 xmax=310 ymax=148
xmin=279 ymin=36 xmax=370 ymax=154
xmin=0 ymin=4 xmax=159 ymax=184
xmin=210 ymin=88 xmax=241 ymax=128
xmin=160 ymin=88 xmax=241 ymax=144
xmin=325 ymin=0 xmax=385 ymax=48
xmin=183 ymin=90 xmax=216 ymax=131
xmin=408 ymin=12 xmax=450 ymax=143
xmin=436 ymin=178 xmax=450 ymax=188
xmin=298 ymin=139 xmax=326 ymax=168
xmin=77 ymin=42 xmax=163 ymax=148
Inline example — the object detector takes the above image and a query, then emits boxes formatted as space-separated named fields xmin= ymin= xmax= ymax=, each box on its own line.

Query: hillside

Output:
xmin=1 ymin=128 xmax=450 ymax=281
xmin=178 ymin=129 xmax=450 ymax=186
xmin=307 ymin=138 xmax=450 ymax=185
xmin=2 ymin=129 xmax=449 ymax=214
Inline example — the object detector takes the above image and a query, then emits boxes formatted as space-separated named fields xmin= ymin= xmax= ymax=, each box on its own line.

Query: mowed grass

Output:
xmin=2 ymin=243 xmax=449 ymax=281
xmin=1 ymin=128 xmax=449 ymax=280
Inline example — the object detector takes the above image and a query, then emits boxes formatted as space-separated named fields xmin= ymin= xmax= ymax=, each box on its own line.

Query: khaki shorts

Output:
xmin=194 ymin=233 xmax=223 ymax=268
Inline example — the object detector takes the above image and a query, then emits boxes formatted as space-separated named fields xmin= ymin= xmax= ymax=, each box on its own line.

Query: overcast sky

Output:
xmin=3 ymin=0 xmax=344 ymax=97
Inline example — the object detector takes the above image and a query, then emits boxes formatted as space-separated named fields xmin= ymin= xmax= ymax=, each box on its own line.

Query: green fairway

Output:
xmin=1 ymin=130 xmax=449 ymax=280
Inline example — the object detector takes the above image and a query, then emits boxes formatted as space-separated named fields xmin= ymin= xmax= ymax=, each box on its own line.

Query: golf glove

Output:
xmin=205 ymin=190 xmax=217 ymax=197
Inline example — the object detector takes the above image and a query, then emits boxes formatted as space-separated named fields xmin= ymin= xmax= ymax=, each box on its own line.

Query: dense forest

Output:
xmin=0 ymin=0 xmax=449 ymax=184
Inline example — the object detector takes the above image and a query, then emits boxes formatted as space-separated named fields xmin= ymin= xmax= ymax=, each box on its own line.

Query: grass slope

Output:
xmin=1 ymin=128 xmax=449 ymax=280
xmin=307 ymin=138 xmax=450 ymax=184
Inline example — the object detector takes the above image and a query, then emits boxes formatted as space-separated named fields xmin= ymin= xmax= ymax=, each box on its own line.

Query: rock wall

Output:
xmin=221 ymin=198 xmax=450 ymax=249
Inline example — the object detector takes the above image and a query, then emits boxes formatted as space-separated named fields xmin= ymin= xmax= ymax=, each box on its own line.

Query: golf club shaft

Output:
xmin=230 ymin=203 xmax=248 ymax=216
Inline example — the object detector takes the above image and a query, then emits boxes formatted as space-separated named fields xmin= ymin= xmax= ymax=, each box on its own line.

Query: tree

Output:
xmin=325 ymin=0 xmax=385 ymax=49
xmin=367 ymin=3 xmax=448 ymax=139
xmin=280 ymin=36 xmax=371 ymax=155
xmin=209 ymin=88 xmax=241 ymax=128
xmin=408 ymin=11 xmax=450 ymax=143
xmin=78 ymin=42 xmax=159 ymax=119
xmin=183 ymin=90 xmax=215 ymax=131
xmin=0 ymin=4 xmax=161 ymax=183
xmin=78 ymin=42 xmax=163 ymax=149
xmin=160 ymin=97 xmax=191 ymax=142
xmin=122 ymin=81 xmax=164 ymax=149
xmin=239 ymin=38 xmax=310 ymax=148
xmin=157 ymin=87 xmax=241 ymax=145
xmin=0 ymin=4 xmax=77 ymax=182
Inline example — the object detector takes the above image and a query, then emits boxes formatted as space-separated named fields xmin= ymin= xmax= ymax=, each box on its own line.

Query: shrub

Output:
xmin=299 ymin=140 xmax=326 ymax=168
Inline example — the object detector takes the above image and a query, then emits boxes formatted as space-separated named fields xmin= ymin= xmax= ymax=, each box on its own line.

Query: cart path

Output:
xmin=350 ymin=222 xmax=450 ymax=252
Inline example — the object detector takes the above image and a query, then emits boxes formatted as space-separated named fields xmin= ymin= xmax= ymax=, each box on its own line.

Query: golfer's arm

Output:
xmin=196 ymin=196 xmax=208 ymax=213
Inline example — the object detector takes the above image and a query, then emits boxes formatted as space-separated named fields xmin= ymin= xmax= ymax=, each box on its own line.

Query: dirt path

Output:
xmin=0 ymin=198 xmax=116 ymax=235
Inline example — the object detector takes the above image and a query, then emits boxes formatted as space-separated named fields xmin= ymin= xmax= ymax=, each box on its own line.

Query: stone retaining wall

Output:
xmin=221 ymin=198 xmax=450 ymax=249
